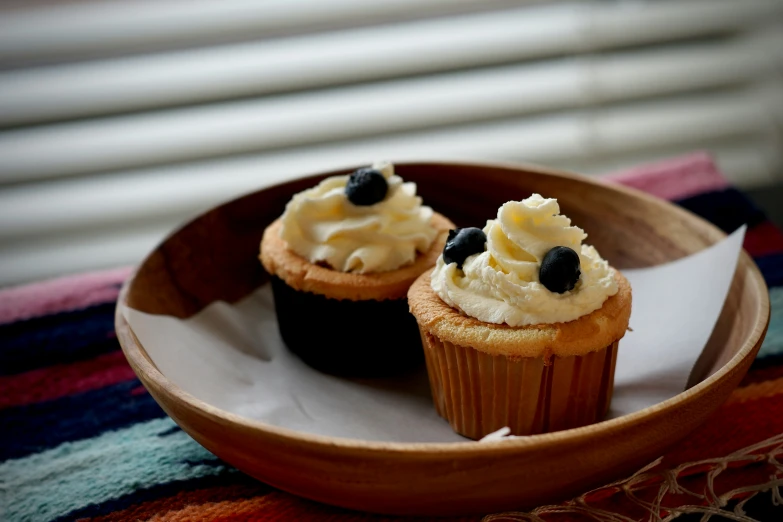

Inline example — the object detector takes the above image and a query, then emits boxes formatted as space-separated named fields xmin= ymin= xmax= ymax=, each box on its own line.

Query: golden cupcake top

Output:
xmin=409 ymin=269 xmax=631 ymax=358
xmin=261 ymin=214 xmax=453 ymax=302
xmin=278 ymin=161 xmax=438 ymax=274
xmin=430 ymin=194 xmax=618 ymax=326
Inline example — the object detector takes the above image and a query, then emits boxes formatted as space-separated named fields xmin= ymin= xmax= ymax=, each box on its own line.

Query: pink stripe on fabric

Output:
xmin=0 ymin=266 xmax=133 ymax=325
xmin=602 ymin=151 xmax=730 ymax=201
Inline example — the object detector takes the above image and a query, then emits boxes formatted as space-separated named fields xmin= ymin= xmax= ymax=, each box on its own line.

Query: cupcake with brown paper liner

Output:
xmin=260 ymin=161 xmax=454 ymax=377
xmin=408 ymin=194 xmax=631 ymax=439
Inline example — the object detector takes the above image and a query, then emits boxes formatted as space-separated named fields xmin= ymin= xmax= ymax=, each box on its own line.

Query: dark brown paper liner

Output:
xmin=270 ymin=276 xmax=423 ymax=377
xmin=421 ymin=331 xmax=619 ymax=440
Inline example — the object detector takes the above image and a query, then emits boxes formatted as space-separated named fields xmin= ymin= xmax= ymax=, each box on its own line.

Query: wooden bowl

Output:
xmin=116 ymin=161 xmax=769 ymax=516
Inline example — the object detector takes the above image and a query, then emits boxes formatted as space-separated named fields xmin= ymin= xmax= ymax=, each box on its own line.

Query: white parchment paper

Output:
xmin=123 ymin=227 xmax=745 ymax=443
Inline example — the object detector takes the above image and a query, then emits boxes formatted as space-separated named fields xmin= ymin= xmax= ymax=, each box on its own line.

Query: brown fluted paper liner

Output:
xmin=421 ymin=332 xmax=619 ymax=440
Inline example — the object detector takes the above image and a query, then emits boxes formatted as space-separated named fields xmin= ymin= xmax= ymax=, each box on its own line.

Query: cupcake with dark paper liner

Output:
xmin=260 ymin=161 xmax=454 ymax=377
xmin=408 ymin=194 xmax=631 ymax=439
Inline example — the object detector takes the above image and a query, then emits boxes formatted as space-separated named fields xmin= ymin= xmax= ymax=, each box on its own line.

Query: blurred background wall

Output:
xmin=0 ymin=0 xmax=781 ymax=286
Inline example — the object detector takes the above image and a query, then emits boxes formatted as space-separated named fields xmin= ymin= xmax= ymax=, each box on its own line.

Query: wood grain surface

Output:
xmin=117 ymin=161 xmax=769 ymax=515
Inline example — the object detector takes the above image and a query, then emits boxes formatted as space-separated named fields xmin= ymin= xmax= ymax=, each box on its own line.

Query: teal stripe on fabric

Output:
xmin=758 ymin=286 xmax=783 ymax=359
xmin=0 ymin=418 xmax=235 ymax=522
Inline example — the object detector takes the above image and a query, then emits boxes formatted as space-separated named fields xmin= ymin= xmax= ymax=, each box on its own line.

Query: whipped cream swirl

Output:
xmin=279 ymin=161 xmax=437 ymax=273
xmin=431 ymin=194 xmax=617 ymax=325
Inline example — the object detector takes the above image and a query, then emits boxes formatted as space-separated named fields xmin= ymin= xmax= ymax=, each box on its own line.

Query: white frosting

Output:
xmin=431 ymin=194 xmax=617 ymax=326
xmin=279 ymin=161 xmax=438 ymax=273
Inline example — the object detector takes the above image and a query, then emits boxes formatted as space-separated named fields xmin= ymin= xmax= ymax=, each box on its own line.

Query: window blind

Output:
xmin=0 ymin=0 xmax=781 ymax=285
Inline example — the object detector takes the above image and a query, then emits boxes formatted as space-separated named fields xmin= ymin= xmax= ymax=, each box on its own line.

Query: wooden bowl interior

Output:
xmin=119 ymin=161 xmax=769 ymax=515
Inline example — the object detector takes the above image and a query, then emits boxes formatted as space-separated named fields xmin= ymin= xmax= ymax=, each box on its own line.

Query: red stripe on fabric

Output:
xmin=0 ymin=266 xmax=133 ymax=325
xmin=743 ymin=220 xmax=783 ymax=258
xmin=83 ymin=484 xmax=268 ymax=522
xmin=659 ymin=390 xmax=783 ymax=468
xmin=741 ymin=364 xmax=783 ymax=386
xmin=603 ymin=151 xmax=730 ymax=201
xmin=210 ymin=491 xmax=480 ymax=522
xmin=0 ymin=350 xmax=136 ymax=409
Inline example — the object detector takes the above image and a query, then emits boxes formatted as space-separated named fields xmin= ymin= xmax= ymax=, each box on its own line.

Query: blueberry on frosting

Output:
xmin=540 ymin=246 xmax=581 ymax=293
xmin=345 ymin=167 xmax=388 ymax=206
xmin=443 ymin=227 xmax=487 ymax=269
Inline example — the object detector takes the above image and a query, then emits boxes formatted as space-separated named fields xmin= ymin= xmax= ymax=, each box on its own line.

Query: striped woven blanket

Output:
xmin=2 ymin=152 xmax=782 ymax=522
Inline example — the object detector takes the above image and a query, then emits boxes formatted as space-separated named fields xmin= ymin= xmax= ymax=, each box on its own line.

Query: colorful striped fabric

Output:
xmin=2 ymin=152 xmax=782 ymax=522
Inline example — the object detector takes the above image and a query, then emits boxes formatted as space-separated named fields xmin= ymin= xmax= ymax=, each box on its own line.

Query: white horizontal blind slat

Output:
xmin=2 ymin=0 xmax=782 ymax=287
xmin=0 ymin=0 xmax=509 ymax=62
xmin=2 ymin=0 xmax=781 ymax=125
xmin=0 ymin=222 xmax=173 ymax=286
xmin=1 ymin=85 xmax=780 ymax=242
xmin=2 ymin=31 xmax=781 ymax=183
xmin=561 ymin=138 xmax=783 ymax=187
xmin=0 ymin=4 xmax=584 ymax=125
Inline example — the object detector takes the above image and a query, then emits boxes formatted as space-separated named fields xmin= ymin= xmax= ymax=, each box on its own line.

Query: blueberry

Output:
xmin=443 ymin=227 xmax=487 ymax=269
xmin=345 ymin=167 xmax=388 ymax=206
xmin=539 ymin=246 xmax=581 ymax=293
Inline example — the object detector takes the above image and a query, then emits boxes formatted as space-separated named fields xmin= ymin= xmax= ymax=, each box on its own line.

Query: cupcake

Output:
xmin=260 ymin=161 xmax=454 ymax=377
xmin=408 ymin=194 xmax=631 ymax=439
